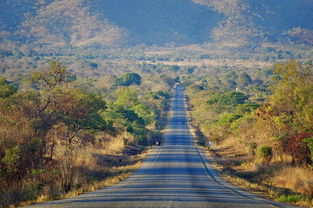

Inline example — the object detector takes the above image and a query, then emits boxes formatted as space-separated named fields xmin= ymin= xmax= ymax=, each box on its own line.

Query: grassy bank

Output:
xmin=188 ymin=105 xmax=313 ymax=207
xmin=18 ymin=146 xmax=150 ymax=208
xmin=201 ymin=144 xmax=313 ymax=207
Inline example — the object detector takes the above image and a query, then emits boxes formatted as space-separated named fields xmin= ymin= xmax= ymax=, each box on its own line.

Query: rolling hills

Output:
xmin=0 ymin=0 xmax=313 ymax=48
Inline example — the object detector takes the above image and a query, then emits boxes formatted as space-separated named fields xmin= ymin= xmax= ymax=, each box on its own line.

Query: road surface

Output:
xmin=27 ymin=85 xmax=297 ymax=208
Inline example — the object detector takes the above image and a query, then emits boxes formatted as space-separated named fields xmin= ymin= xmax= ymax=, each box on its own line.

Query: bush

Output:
xmin=207 ymin=91 xmax=248 ymax=107
xmin=115 ymin=73 xmax=141 ymax=86
xmin=248 ymin=143 xmax=257 ymax=150
xmin=304 ymin=137 xmax=313 ymax=161
xmin=218 ymin=113 xmax=243 ymax=126
xmin=277 ymin=194 xmax=309 ymax=203
xmin=0 ymin=77 xmax=17 ymax=98
xmin=257 ymin=146 xmax=272 ymax=158
xmin=235 ymin=103 xmax=261 ymax=115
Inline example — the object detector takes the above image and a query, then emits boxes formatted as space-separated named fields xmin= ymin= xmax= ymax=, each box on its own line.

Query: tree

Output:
xmin=159 ymin=74 xmax=176 ymax=89
xmin=102 ymin=104 xmax=147 ymax=144
xmin=0 ymin=77 xmax=17 ymax=98
xmin=220 ymin=71 xmax=238 ymax=89
xmin=31 ymin=62 xmax=109 ymax=155
xmin=114 ymin=87 xmax=139 ymax=109
xmin=237 ymin=72 xmax=252 ymax=89
xmin=52 ymin=88 xmax=108 ymax=135
xmin=132 ymin=103 xmax=156 ymax=125
xmin=167 ymin=65 xmax=180 ymax=72
xmin=31 ymin=61 xmax=70 ymax=90
xmin=207 ymin=91 xmax=248 ymax=107
xmin=115 ymin=72 xmax=141 ymax=86
xmin=256 ymin=60 xmax=313 ymax=164
xmin=235 ymin=102 xmax=260 ymax=115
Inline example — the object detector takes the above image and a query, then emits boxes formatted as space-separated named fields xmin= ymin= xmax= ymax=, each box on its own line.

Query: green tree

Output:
xmin=132 ymin=103 xmax=156 ymax=125
xmin=1 ymin=146 xmax=20 ymax=175
xmin=0 ymin=77 xmax=17 ymax=98
xmin=207 ymin=91 xmax=248 ymax=107
xmin=114 ymin=87 xmax=139 ymax=109
xmin=235 ymin=103 xmax=260 ymax=115
xmin=102 ymin=104 xmax=147 ymax=144
xmin=115 ymin=72 xmax=142 ymax=86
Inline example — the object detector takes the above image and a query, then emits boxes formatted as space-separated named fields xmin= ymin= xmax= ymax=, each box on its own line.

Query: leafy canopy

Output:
xmin=115 ymin=72 xmax=141 ymax=87
xmin=0 ymin=77 xmax=17 ymax=98
xmin=207 ymin=91 xmax=248 ymax=107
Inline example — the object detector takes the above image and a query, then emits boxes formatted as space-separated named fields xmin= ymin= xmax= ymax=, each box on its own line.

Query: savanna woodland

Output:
xmin=1 ymin=0 xmax=313 ymax=207
xmin=0 ymin=61 xmax=173 ymax=207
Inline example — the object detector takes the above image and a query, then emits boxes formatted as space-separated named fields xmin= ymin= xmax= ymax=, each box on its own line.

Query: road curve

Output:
xmin=26 ymin=85 xmax=298 ymax=208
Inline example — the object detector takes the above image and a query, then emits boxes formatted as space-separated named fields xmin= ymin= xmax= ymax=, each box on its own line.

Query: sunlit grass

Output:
xmin=19 ymin=149 xmax=149 ymax=208
xmin=277 ymin=194 xmax=310 ymax=203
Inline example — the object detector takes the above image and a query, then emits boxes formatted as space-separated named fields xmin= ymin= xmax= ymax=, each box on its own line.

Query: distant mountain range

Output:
xmin=0 ymin=0 xmax=313 ymax=48
xmin=194 ymin=0 xmax=313 ymax=46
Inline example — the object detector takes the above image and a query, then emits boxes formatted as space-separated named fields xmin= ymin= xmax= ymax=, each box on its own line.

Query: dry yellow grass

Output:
xmin=223 ymin=174 xmax=313 ymax=207
xmin=61 ymin=160 xmax=143 ymax=199
xmin=202 ymin=147 xmax=313 ymax=207
xmin=19 ymin=145 xmax=151 ymax=208
xmin=273 ymin=167 xmax=313 ymax=196
xmin=187 ymin=114 xmax=313 ymax=207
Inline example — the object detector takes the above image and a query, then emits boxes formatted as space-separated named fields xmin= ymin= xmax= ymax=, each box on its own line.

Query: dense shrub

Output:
xmin=115 ymin=73 xmax=141 ymax=86
xmin=257 ymin=146 xmax=272 ymax=158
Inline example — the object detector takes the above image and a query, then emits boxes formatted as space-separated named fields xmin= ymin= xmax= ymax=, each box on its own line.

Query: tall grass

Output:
xmin=273 ymin=167 xmax=313 ymax=196
xmin=1 ymin=131 xmax=148 ymax=208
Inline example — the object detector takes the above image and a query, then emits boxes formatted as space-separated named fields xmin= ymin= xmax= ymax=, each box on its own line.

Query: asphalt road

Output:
xmin=27 ymin=85 xmax=298 ymax=208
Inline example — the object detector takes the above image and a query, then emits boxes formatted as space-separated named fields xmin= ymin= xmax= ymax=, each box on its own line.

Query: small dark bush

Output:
xmin=257 ymin=146 xmax=272 ymax=157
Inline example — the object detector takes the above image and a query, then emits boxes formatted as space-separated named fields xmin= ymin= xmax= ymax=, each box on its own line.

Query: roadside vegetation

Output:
xmin=1 ymin=30 xmax=312 ymax=207
xmin=0 ymin=61 xmax=172 ymax=208
xmin=1 ymin=1 xmax=313 ymax=207
xmin=186 ymin=60 xmax=313 ymax=206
